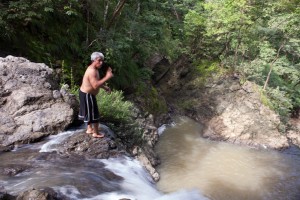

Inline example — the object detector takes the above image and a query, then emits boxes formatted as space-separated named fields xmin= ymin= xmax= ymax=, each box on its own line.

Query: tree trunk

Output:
xmin=263 ymin=42 xmax=285 ymax=90
xmin=107 ymin=0 xmax=126 ymax=30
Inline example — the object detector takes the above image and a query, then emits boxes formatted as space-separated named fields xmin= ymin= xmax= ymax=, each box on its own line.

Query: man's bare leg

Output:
xmin=86 ymin=122 xmax=93 ymax=134
xmin=92 ymin=122 xmax=104 ymax=138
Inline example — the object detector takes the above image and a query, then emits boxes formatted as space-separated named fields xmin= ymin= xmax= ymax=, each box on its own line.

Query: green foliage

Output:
xmin=178 ymin=99 xmax=197 ymax=111
xmin=195 ymin=60 xmax=221 ymax=76
xmin=259 ymin=88 xmax=272 ymax=108
xmin=258 ymin=85 xmax=292 ymax=119
xmin=203 ymin=0 xmax=253 ymax=37
xmin=145 ymin=86 xmax=168 ymax=115
xmin=97 ymin=89 xmax=133 ymax=123
xmin=68 ymin=84 xmax=80 ymax=96
xmin=184 ymin=10 xmax=205 ymax=37
xmin=183 ymin=0 xmax=300 ymax=118
xmin=0 ymin=0 xmax=191 ymax=91
xmin=191 ymin=60 xmax=226 ymax=86
xmin=82 ymin=0 xmax=190 ymax=89
xmin=139 ymin=68 xmax=154 ymax=81
xmin=109 ymin=121 xmax=144 ymax=149
xmin=183 ymin=0 xmax=256 ymax=59
xmin=136 ymin=83 xmax=168 ymax=115
xmin=292 ymin=84 xmax=300 ymax=108
xmin=95 ymin=88 xmax=144 ymax=147
xmin=266 ymin=87 xmax=293 ymax=117
xmin=236 ymin=39 xmax=300 ymax=116
xmin=1 ymin=0 xmax=299 ymax=120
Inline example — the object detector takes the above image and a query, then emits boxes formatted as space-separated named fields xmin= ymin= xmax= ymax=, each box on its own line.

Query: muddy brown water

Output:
xmin=1 ymin=119 xmax=299 ymax=199
xmin=155 ymin=117 xmax=300 ymax=200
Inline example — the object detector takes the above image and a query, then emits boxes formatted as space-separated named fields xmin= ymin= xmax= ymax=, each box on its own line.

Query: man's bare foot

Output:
xmin=92 ymin=133 xmax=105 ymax=138
xmin=86 ymin=128 xmax=94 ymax=134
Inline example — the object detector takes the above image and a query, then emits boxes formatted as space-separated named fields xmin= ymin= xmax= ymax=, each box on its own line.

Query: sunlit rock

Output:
xmin=0 ymin=56 xmax=76 ymax=147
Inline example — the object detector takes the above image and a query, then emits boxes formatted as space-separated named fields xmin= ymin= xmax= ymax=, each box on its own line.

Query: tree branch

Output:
xmin=263 ymin=40 xmax=286 ymax=90
xmin=106 ymin=0 xmax=126 ymax=30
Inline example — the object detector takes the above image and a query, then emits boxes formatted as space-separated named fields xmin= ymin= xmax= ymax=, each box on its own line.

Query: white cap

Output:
xmin=91 ymin=52 xmax=104 ymax=61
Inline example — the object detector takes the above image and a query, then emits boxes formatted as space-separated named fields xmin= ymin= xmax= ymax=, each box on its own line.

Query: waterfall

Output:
xmin=0 ymin=127 xmax=209 ymax=200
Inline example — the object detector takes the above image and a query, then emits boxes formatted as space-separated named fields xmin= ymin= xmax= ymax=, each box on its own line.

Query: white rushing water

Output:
xmin=39 ymin=130 xmax=209 ymax=200
xmin=0 ymin=127 xmax=209 ymax=200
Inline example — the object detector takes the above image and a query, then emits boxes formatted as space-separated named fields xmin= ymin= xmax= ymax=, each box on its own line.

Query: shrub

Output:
xmin=97 ymin=89 xmax=133 ymax=123
xmin=136 ymin=83 xmax=168 ymax=116
xmin=96 ymin=89 xmax=145 ymax=147
xmin=266 ymin=87 xmax=293 ymax=119
xmin=194 ymin=60 xmax=226 ymax=84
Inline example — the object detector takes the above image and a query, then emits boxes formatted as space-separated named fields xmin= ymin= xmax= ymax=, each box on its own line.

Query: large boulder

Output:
xmin=0 ymin=56 xmax=76 ymax=147
xmin=200 ymin=80 xmax=289 ymax=149
xmin=287 ymin=118 xmax=300 ymax=148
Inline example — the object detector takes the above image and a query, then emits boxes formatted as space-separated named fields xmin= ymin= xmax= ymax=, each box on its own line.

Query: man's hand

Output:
xmin=105 ymin=67 xmax=114 ymax=79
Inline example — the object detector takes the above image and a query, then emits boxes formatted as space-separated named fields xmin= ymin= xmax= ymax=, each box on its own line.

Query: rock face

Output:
xmin=287 ymin=118 xmax=300 ymax=148
xmin=0 ymin=56 xmax=76 ymax=147
xmin=156 ymin=57 xmax=291 ymax=149
xmin=201 ymin=80 xmax=289 ymax=149
xmin=130 ymin=107 xmax=161 ymax=181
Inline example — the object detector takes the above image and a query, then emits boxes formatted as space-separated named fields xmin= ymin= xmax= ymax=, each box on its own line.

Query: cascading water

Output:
xmin=0 ymin=126 xmax=209 ymax=200
xmin=2 ymin=117 xmax=299 ymax=199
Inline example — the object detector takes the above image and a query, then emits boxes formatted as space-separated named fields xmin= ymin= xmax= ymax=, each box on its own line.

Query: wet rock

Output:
xmin=134 ymin=147 xmax=160 ymax=181
xmin=0 ymin=145 xmax=13 ymax=153
xmin=0 ymin=164 xmax=29 ymax=176
xmin=0 ymin=192 xmax=15 ymax=200
xmin=16 ymin=188 xmax=63 ymax=200
xmin=128 ymin=106 xmax=161 ymax=181
xmin=102 ymin=170 xmax=123 ymax=181
xmin=56 ymin=129 xmax=127 ymax=159
xmin=35 ymin=151 xmax=70 ymax=161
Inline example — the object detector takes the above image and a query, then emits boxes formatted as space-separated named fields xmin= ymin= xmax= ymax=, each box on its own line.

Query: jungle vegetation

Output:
xmin=0 ymin=0 xmax=299 ymax=119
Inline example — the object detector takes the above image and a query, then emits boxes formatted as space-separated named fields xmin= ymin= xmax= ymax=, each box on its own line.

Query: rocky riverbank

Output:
xmin=134 ymin=53 xmax=298 ymax=196
xmin=1 ymin=55 xmax=299 ymax=199
xmin=154 ymin=55 xmax=300 ymax=150
xmin=0 ymin=56 xmax=161 ymax=199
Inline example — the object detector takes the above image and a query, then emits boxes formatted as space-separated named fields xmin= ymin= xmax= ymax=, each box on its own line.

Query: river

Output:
xmin=155 ymin=116 xmax=300 ymax=200
xmin=0 ymin=126 xmax=208 ymax=200
xmin=1 ymin=117 xmax=299 ymax=199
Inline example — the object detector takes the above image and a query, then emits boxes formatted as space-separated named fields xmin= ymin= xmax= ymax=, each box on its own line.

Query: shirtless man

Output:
xmin=78 ymin=52 xmax=113 ymax=138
